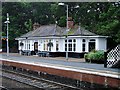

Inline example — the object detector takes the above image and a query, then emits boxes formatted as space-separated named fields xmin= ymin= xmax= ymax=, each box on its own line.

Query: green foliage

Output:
xmin=84 ymin=50 xmax=104 ymax=63
xmin=2 ymin=2 xmax=120 ymax=45
xmin=68 ymin=28 xmax=75 ymax=35
xmin=84 ymin=54 xmax=88 ymax=60
xmin=58 ymin=16 xmax=66 ymax=27
xmin=24 ymin=19 xmax=32 ymax=32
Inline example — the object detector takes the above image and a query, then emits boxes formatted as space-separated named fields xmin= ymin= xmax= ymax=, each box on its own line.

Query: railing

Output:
xmin=104 ymin=44 xmax=120 ymax=68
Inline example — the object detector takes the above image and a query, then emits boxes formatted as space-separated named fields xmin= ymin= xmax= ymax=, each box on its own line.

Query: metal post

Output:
xmin=66 ymin=4 xmax=68 ymax=60
xmin=104 ymin=52 xmax=107 ymax=68
xmin=7 ymin=21 xmax=9 ymax=56
xmin=5 ymin=13 xmax=10 ymax=56
xmin=58 ymin=3 xmax=69 ymax=60
xmin=7 ymin=13 xmax=9 ymax=56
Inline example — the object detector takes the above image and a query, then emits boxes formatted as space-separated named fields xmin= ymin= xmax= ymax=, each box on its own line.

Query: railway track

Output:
xmin=1 ymin=66 xmax=81 ymax=90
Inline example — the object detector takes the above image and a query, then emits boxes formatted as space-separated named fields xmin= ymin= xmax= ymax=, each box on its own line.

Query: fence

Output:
xmin=104 ymin=44 xmax=120 ymax=68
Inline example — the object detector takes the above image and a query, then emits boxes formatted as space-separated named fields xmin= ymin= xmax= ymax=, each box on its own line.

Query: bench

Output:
xmin=21 ymin=50 xmax=31 ymax=56
xmin=37 ymin=51 xmax=50 ymax=57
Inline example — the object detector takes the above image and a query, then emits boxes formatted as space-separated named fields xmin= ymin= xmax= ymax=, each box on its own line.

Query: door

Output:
xmin=89 ymin=42 xmax=95 ymax=52
xmin=34 ymin=42 xmax=38 ymax=52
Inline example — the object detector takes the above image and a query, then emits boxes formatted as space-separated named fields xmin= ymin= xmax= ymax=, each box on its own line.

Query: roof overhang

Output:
xmin=15 ymin=36 xmax=65 ymax=40
xmin=68 ymin=35 xmax=108 ymax=38
xmin=16 ymin=35 xmax=108 ymax=40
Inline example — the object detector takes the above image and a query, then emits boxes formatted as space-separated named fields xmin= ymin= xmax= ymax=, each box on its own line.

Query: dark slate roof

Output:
xmin=74 ymin=27 xmax=96 ymax=36
xmin=21 ymin=24 xmax=66 ymax=38
xmin=20 ymin=24 xmax=96 ymax=38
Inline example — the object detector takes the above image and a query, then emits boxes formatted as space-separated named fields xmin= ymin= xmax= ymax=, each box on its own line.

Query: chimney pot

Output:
xmin=33 ymin=22 xmax=40 ymax=30
xmin=68 ymin=17 xmax=74 ymax=29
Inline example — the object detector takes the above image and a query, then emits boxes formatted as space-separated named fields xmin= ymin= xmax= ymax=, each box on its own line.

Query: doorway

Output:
xmin=89 ymin=42 xmax=95 ymax=52
xmin=34 ymin=42 xmax=38 ymax=53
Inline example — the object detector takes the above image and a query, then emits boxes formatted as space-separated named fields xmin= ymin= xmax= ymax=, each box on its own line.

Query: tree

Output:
xmin=2 ymin=2 xmax=120 ymax=46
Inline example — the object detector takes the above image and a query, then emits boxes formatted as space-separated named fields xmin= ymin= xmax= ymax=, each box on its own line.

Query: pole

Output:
xmin=104 ymin=52 xmax=107 ymax=68
xmin=6 ymin=13 xmax=9 ymax=56
xmin=66 ymin=5 xmax=68 ymax=60
xmin=7 ymin=22 xmax=9 ymax=56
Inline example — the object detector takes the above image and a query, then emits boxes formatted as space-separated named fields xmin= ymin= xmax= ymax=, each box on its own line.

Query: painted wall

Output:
xmin=18 ymin=36 xmax=107 ymax=53
xmin=76 ymin=38 xmax=81 ymax=52
xmin=97 ymin=38 xmax=107 ymax=51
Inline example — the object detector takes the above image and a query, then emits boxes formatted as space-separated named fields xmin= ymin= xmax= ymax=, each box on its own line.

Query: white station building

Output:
xmin=16 ymin=23 xmax=108 ymax=58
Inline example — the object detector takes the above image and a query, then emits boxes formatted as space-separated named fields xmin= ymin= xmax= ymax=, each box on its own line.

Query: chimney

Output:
xmin=33 ymin=22 xmax=40 ymax=30
xmin=77 ymin=22 xmax=83 ymax=35
xmin=79 ymin=25 xmax=82 ymax=35
xmin=68 ymin=17 xmax=74 ymax=29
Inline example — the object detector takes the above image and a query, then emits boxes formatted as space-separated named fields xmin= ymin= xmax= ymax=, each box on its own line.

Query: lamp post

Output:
xmin=4 ymin=13 xmax=10 ymax=56
xmin=58 ymin=3 xmax=69 ymax=60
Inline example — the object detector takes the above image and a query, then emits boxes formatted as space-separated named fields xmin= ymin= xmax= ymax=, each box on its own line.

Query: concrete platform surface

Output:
xmin=0 ymin=53 xmax=120 ymax=78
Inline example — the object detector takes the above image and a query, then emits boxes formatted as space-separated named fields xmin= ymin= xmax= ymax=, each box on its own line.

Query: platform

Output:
xmin=0 ymin=53 xmax=120 ymax=88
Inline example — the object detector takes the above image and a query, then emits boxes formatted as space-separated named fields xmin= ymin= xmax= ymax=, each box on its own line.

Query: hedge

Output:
xmin=84 ymin=50 xmax=104 ymax=63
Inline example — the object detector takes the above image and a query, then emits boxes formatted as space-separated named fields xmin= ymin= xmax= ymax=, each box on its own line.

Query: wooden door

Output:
xmin=34 ymin=42 xmax=38 ymax=52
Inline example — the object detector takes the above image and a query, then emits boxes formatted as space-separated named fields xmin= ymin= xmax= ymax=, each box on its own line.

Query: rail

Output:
xmin=1 ymin=65 xmax=80 ymax=90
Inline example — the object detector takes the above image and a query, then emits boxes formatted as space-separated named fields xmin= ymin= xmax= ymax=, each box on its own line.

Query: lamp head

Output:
xmin=75 ymin=5 xmax=79 ymax=8
xmin=58 ymin=3 xmax=65 ymax=6
xmin=7 ymin=13 xmax=9 ymax=21
xmin=55 ymin=21 xmax=58 ymax=24
xmin=4 ymin=21 xmax=10 ymax=24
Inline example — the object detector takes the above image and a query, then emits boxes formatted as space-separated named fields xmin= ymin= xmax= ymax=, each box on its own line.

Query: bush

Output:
xmin=84 ymin=50 xmax=104 ymax=63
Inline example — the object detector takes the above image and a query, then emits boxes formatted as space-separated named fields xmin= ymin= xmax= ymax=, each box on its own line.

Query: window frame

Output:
xmin=82 ymin=39 xmax=86 ymax=52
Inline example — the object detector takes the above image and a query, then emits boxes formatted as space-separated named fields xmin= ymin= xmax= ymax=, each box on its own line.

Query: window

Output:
xmin=28 ymin=41 xmax=30 ymax=50
xmin=68 ymin=44 xmax=72 ymax=51
xmin=68 ymin=39 xmax=72 ymax=51
xmin=82 ymin=44 xmax=85 ymax=52
xmin=90 ymin=39 xmax=95 ymax=42
xmin=82 ymin=39 xmax=86 ymax=52
xmin=65 ymin=44 xmax=67 ymax=51
xmin=48 ymin=39 xmax=52 ymax=51
xmin=69 ymin=39 xmax=72 ymax=42
xmin=56 ymin=40 xmax=59 ymax=51
xmin=65 ymin=40 xmax=67 ymax=42
xmin=44 ymin=40 xmax=46 ymax=50
xmin=73 ymin=39 xmax=76 ymax=51
xmin=56 ymin=44 xmax=59 ymax=51
xmin=46 ymin=40 xmax=48 ymax=51
xmin=73 ymin=44 xmax=76 ymax=51
xmin=44 ymin=44 xmax=45 ymax=50
xmin=82 ymin=39 xmax=86 ymax=42
xmin=65 ymin=39 xmax=76 ymax=52
xmin=29 ymin=44 xmax=30 ymax=49
xmin=65 ymin=39 xmax=67 ymax=51
xmin=73 ymin=39 xmax=76 ymax=42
